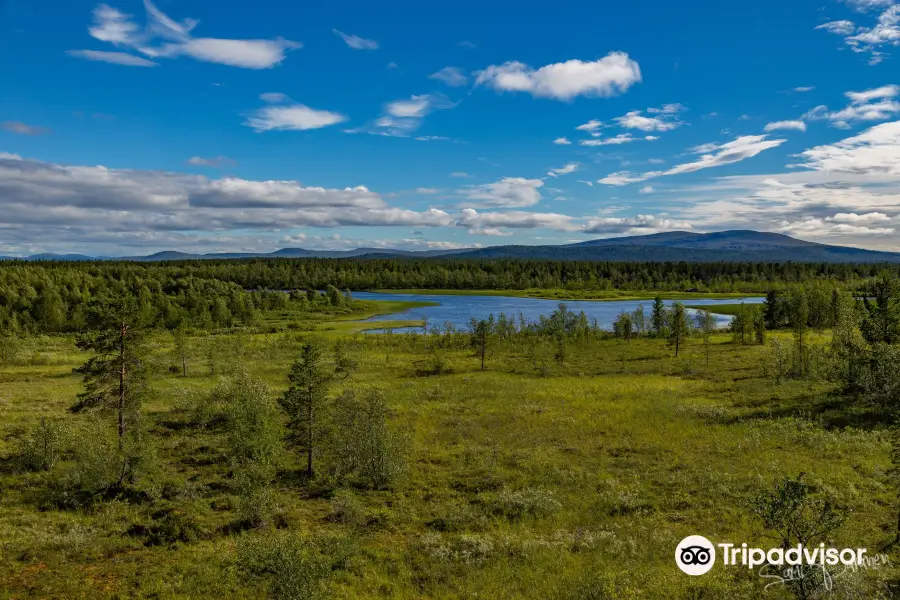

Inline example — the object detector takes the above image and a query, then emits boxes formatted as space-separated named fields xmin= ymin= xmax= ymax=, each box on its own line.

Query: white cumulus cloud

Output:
xmin=615 ymin=103 xmax=686 ymax=132
xmin=460 ymin=177 xmax=544 ymax=208
xmin=805 ymin=85 xmax=900 ymax=128
xmin=764 ymin=120 xmax=807 ymax=132
xmin=474 ymin=52 xmax=641 ymax=101
xmin=795 ymin=120 xmax=900 ymax=175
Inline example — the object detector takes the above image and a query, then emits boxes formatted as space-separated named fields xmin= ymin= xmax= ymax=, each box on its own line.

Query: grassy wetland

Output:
xmin=1 ymin=260 xmax=900 ymax=599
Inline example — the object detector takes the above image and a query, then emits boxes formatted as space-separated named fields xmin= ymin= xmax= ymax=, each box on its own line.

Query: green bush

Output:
xmin=237 ymin=531 xmax=355 ymax=600
xmin=64 ymin=424 xmax=122 ymax=493
xmin=54 ymin=420 xmax=159 ymax=507
xmin=14 ymin=417 xmax=64 ymax=472
xmin=138 ymin=508 xmax=203 ymax=546
xmin=326 ymin=491 xmax=367 ymax=528
xmin=223 ymin=370 xmax=282 ymax=465
xmin=234 ymin=458 xmax=277 ymax=528
xmin=428 ymin=348 xmax=449 ymax=375
xmin=326 ymin=389 xmax=409 ymax=490
xmin=860 ymin=343 xmax=900 ymax=407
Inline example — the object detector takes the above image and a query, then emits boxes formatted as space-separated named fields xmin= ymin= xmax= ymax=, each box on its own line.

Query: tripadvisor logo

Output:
xmin=676 ymin=535 xmax=716 ymax=575
xmin=675 ymin=535 xmax=870 ymax=576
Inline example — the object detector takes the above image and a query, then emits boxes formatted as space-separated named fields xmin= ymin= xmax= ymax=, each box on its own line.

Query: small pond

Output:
xmin=353 ymin=291 xmax=764 ymax=334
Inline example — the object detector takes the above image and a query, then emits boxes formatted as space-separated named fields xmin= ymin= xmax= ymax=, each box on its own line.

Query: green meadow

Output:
xmin=1 ymin=295 xmax=897 ymax=599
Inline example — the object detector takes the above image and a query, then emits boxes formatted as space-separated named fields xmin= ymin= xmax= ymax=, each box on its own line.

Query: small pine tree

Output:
xmin=651 ymin=295 xmax=666 ymax=338
xmin=471 ymin=319 xmax=490 ymax=371
xmin=668 ymin=302 xmax=690 ymax=357
xmin=764 ymin=290 xmax=783 ymax=329
xmin=280 ymin=341 xmax=331 ymax=477
xmin=861 ymin=272 xmax=900 ymax=344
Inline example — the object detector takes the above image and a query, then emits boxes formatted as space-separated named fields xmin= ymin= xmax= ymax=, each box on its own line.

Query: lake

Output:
xmin=353 ymin=291 xmax=764 ymax=334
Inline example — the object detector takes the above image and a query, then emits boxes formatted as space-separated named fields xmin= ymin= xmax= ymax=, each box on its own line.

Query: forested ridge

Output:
xmin=2 ymin=258 xmax=898 ymax=334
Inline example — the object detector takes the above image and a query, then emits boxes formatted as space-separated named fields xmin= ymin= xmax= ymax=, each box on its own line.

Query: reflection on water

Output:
xmin=353 ymin=292 xmax=764 ymax=334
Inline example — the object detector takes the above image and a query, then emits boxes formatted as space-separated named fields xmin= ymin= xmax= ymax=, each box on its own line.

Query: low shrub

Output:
xmin=237 ymin=531 xmax=356 ymax=600
xmin=485 ymin=487 xmax=562 ymax=521
xmin=14 ymin=417 xmax=65 ymax=472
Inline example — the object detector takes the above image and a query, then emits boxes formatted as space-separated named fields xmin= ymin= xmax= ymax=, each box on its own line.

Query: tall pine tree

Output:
xmin=73 ymin=295 xmax=148 ymax=452
xmin=280 ymin=341 xmax=331 ymax=477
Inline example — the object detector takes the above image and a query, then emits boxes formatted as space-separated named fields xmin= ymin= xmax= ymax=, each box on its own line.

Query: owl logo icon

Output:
xmin=676 ymin=535 xmax=716 ymax=575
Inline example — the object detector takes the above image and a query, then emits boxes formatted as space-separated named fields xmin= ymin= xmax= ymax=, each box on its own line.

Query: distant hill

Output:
xmin=12 ymin=253 xmax=100 ymax=261
xmin=5 ymin=230 xmax=900 ymax=263
xmin=452 ymin=230 xmax=900 ymax=263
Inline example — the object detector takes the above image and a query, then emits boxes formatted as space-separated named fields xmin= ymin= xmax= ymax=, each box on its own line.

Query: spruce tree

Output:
xmin=280 ymin=341 xmax=331 ymax=477
xmin=861 ymin=272 xmax=900 ymax=344
xmin=651 ymin=295 xmax=666 ymax=338
xmin=764 ymin=290 xmax=783 ymax=329
xmin=668 ymin=302 xmax=690 ymax=357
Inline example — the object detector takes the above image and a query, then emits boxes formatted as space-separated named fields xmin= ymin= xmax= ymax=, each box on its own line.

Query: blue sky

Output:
xmin=1 ymin=0 xmax=899 ymax=256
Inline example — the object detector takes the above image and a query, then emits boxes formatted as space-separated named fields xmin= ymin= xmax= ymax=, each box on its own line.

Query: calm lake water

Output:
xmin=353 ymin=291 xmax=764 ymax=334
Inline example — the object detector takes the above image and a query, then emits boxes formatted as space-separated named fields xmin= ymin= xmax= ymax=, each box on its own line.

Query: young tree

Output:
xmin=861 ymin=272 xmax=900 ymax=344
xmin=651 ymin=295 xmax=666 ymax=338
xmin=695 ymin=309 xmax=716 ymax=366
xmin=0 ymin=331 xmax=22 ymax=365
xmin=471 ymin=319 xmax=490 ymax=371
xmin=792 ymin=292 xmax=810 ymax=376
xmin=326 ymin=285 xmax=343 ymax=307
xmin=73 ymin=295 xmax=148 ymax=452
xmin=631 ymin=304 xmax=646 ymax=336
xmin=173 ymin=319 xmax=189 ymax=377
xmin=613 ymin=311 xmax=633 ymax=342
xmin=221 ymin=370 xmax=282 ymax=526
xmin=764 ymin=290 xmax=784 ymax=330
xmin=731 ymin=303 xmax=749 ymax=345
xmin=326 ymin=388 xmax=408 ymax=490
xmin=751 ymin=475 xmax=846 ymax=600
xmin=333 ymin=339 xmax=358 ymax=381
xmin=830 ymin=291 xmax=867 ymax=393
xmin=752 ymin=306 xmax=766 ymax=345
xmin=668 ymin=302 xmax=690 ymax=357
xmin=280 ymin=341 xmax=331 ymax=478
